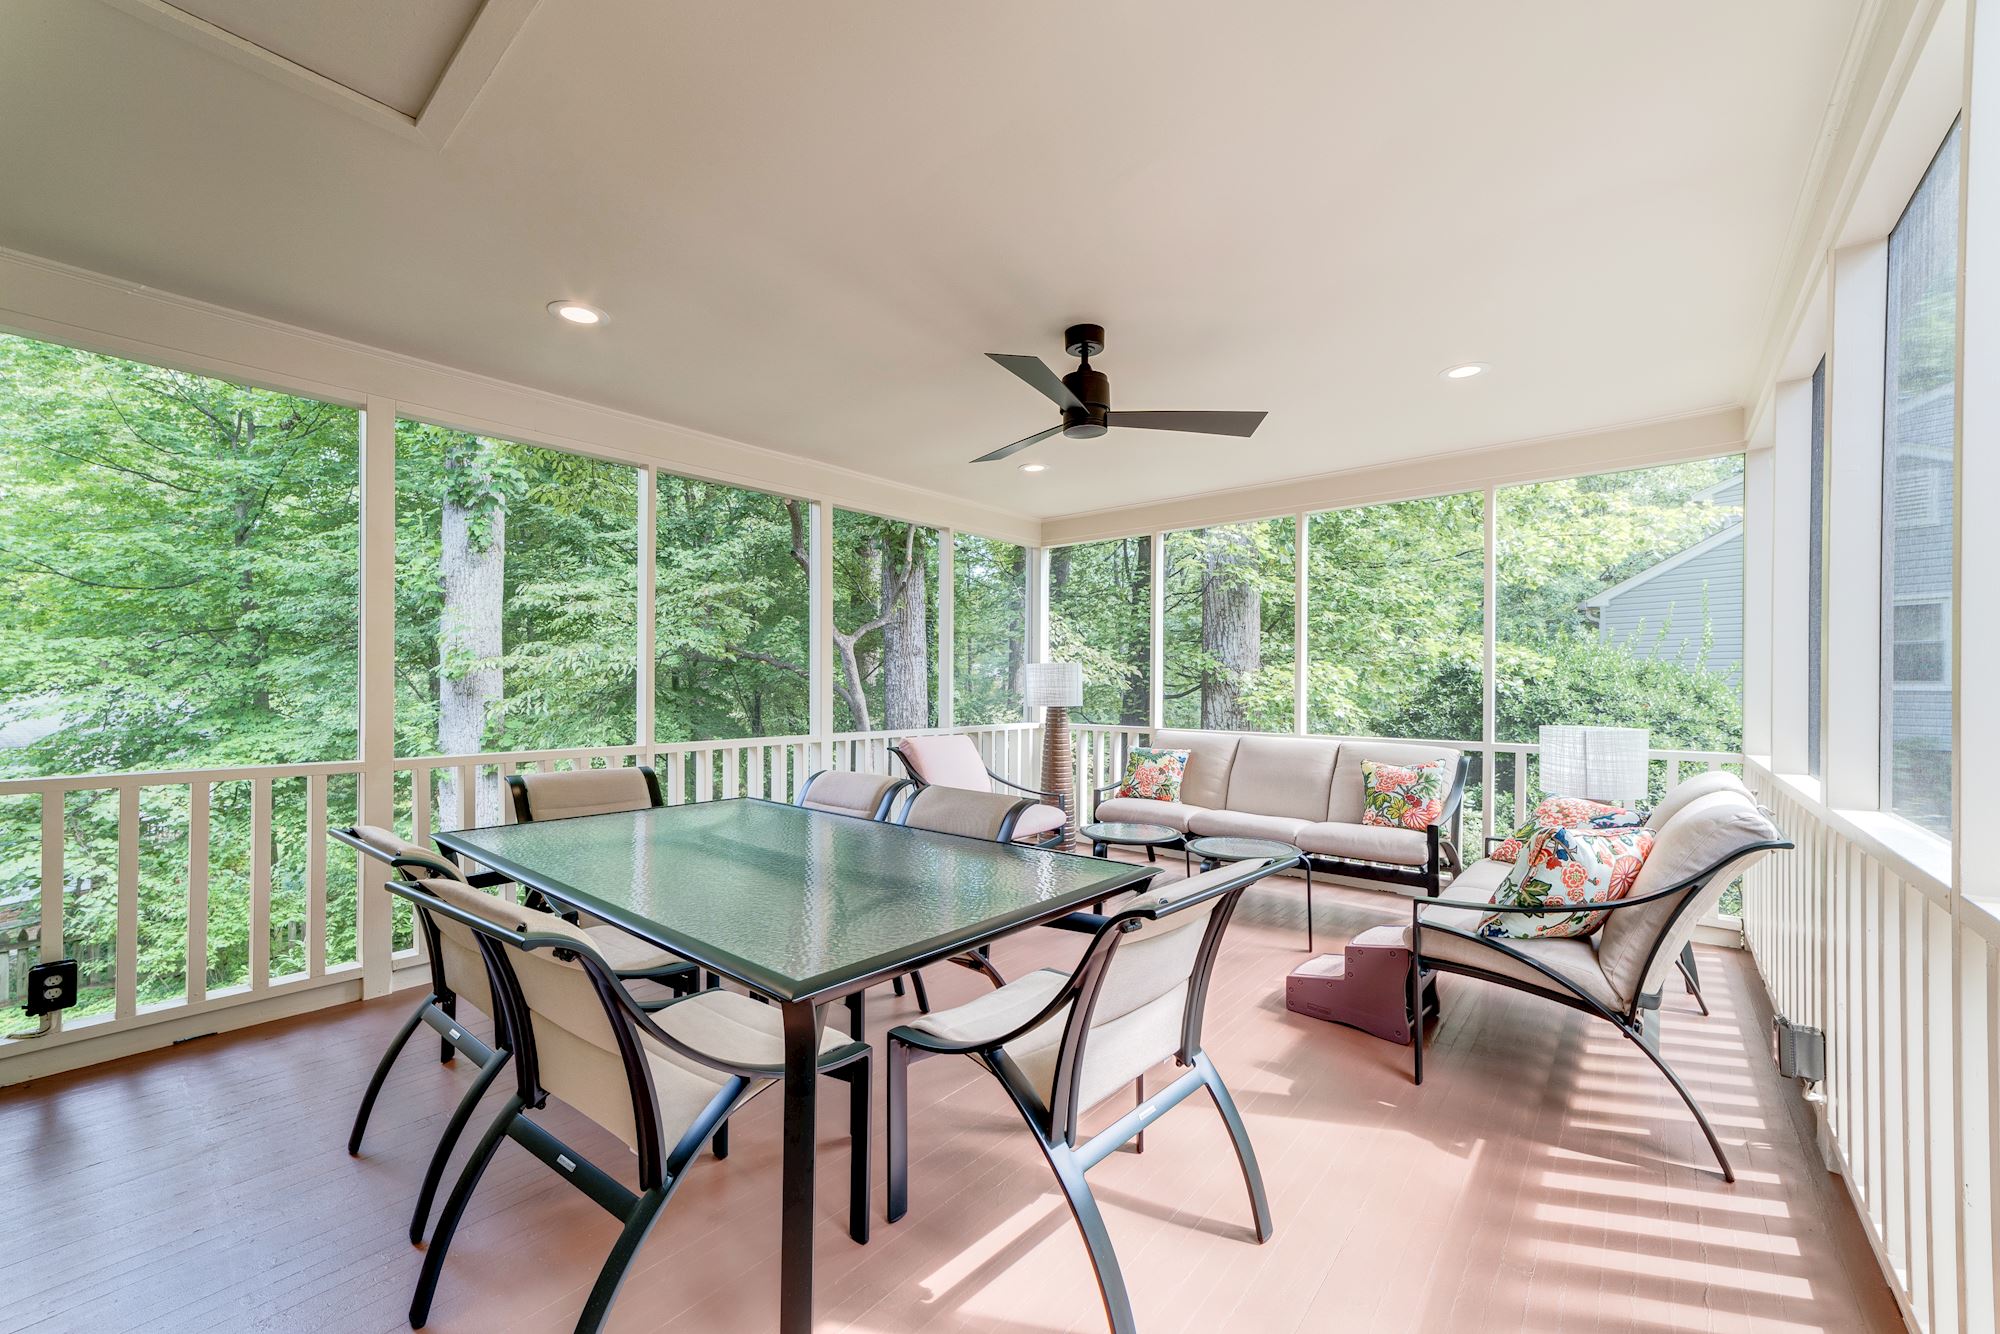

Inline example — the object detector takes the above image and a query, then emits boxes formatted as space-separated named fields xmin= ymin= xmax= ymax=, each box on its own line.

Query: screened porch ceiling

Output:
xmin=0 ymin=0 xmax=1859 ymax=518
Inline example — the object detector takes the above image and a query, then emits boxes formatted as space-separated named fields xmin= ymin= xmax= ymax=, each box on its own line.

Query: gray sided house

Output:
xmin=1582 ymin=482 xmax=1745 ymax=687
xmin=1884 ymin=384 xmax=1954 ymax=755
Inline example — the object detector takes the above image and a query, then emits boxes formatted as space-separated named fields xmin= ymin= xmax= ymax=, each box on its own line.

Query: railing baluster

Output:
xmin=307 ymin=772 xmax=328 ymax=979
xmin=187 ymin=782 xmax=209 ymax=1005
xmin=250 ymin=776 xmax=272 ymax=994
xmin=116 ymin=784 xmax=139 ymax=1022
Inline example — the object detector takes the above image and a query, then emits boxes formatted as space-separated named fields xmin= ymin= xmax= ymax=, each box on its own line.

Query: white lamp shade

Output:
xmin=1538 ymin=725 xmax=1650 ymax=805
xmin=1023 ymin=661 xmax=1083 ymax=709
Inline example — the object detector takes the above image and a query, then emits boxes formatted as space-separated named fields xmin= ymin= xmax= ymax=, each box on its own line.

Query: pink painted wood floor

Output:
xmin=0 ymin=863 xmax=1901 ymax=1333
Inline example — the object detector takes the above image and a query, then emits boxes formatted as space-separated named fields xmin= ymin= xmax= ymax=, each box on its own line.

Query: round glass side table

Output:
xmin=1185 ymin=835 xmax=1314 ymax=951
xmin=1080 ymin=820 xmax=1189 ymax=873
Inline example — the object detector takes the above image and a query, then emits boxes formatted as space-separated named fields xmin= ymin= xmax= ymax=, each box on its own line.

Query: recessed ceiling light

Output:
xmin=1441 ymin=363 xmax=1487 ymax=379
xmin=548 ymin=300 xmax=605 ymax=325
xmin=1018 ymin=462 xmax=1047 ymax=473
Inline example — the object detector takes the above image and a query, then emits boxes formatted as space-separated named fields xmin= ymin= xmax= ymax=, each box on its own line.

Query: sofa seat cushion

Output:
xmin=1012 ymin=802 xmax=1067 ymax=840
xmin=1296 ymin=821 xmax=1428 ymax=866
xmin=1445 ymin=857 xmax=1511 ymax=900
xmin=1401 ymin=920 xmax=1623 ymax=1012
xmin=1186 ymin=809 xmax=1308 ymax=843
xmin=1092 ymin=797 xmax=1202 ymax=833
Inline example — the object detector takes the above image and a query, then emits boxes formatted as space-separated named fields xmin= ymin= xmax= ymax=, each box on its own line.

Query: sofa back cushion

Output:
xmin=1329 ymin=742 xmax=1461 ymax=824
xmin=1596 ymin=788 xmax=1782 ymax=1006
xmin=1220 ymin=734 xmax=1342 ymax=822
xmin=1150 ymin=729 xmax=1242 ymax=810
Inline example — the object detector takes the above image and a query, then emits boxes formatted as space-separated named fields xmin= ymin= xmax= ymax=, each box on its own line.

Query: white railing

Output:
xmin=0 ymin=721 xmax=1041 ymax=1078
xmin=1741 ymin=766 xmax=1989 ymax=1334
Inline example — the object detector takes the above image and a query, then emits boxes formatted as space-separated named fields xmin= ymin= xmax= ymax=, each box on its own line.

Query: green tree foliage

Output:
xmin=1162 ymin=520 xmax=1294 ymax=732
xmin=953 ymin=534 xmax=1026 ymax=727
xmin=1048 ymin=537 xmax=1151 ymax=725
xmin=830 ymin=511 xmax=938 ymax=732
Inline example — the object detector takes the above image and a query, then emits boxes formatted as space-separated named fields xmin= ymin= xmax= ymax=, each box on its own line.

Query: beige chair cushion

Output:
xmin=348 ymin=825 xmax=464 ymax=880
xmin=1150 ymin=729 xmax=1242 ymax=810
xmin=1013 ymin=802 xmax=1067 ymax=840
xmin=581 ymin=923 xmax=683 ymax=975
xmin=1645 ymin=769 xmax=1751 ymax=829
xmin=1222 ymin=735 xmax=1342 ymax=822
xmin=1296 ymin=821 xmax=1428 ymax=865
xmin=1402 ymin=919 xmax=1624 ymax=1012
xmin=1092 ymin=796 xmax=1202 ymax=832
xmin=799 ymin=769 xmax=900 ymax=819
xmin=901 ymin=786 xmax=1025 ymax=841
xmin=514 ymin=767 xmax=656 ymax=821
xmin=1444 ymin=857 xmax=1511 ymax=900
xmin=1327 ymin=742 xmax=1461 ymax=824
xmin=1186 ymin=809 xmax=1308 ymax=843
xmin=1598 ymin=789 xmax=1781 ymax=1005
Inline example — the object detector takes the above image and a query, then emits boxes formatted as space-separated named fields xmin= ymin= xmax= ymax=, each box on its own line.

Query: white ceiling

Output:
xmin=0 ymin=1 xmax=1859 ymax=520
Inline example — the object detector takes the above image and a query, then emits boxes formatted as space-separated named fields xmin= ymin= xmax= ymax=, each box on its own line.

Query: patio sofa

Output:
xmin=1091 ymin=729 xmax=1469 ymax=895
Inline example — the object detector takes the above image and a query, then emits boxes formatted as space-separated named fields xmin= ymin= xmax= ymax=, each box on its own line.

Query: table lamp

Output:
xmin=1538 ymin=725 xmax=1650 ymax=806
xmin=1025 ymin=662 xmax=1084 ymax=850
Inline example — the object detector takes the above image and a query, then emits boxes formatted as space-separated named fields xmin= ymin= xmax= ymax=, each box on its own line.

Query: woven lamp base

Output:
xmin=1040 ymin=706 xmax=1075 ymax=851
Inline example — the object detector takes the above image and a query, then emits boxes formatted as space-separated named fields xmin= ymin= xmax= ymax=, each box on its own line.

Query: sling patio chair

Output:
xmin=890 ymin=734 xmax=1067 ymax=846
xmin=795 ymin=767 xmax=908 ymax=821
xmin=1381 ymin=778 xmax=1790 ymax=1182
xmin=390 ymin=874 xmax=872 ymax=1334
xmin=885 ymin=857 xmax=1292 ymax=1334
xmin=330 ymin=826 xmax=698 ymax=1244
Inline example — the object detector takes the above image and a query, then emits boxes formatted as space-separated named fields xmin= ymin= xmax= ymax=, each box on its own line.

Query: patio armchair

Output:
xmin=1385 ymin=782 xmax=1789 ymax=1181
xmin=890 ymin=734 xmax=1067 ymax=845
xmin=885 ymin=857 xmax=1290 ymax=1334
xmin=795 ymin=768 xmax=907 ymax=820
xmin=387 ymin=874 xmax=871 ymax=1334
xmin=329 ymin=825 xmax=697 ymax=1245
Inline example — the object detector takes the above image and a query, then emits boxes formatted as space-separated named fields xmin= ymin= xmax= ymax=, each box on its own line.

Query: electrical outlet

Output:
xmin=24 ymin=959 xmax=79 ymax=1017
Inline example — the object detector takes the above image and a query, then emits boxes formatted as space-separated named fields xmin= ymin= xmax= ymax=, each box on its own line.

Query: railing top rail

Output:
xmin=0 ymin=758 xmax=366 ymax=794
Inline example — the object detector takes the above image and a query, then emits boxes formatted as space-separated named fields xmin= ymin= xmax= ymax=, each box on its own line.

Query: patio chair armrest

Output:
xmin=989 ymin=769 xmax=1062 ymax=804
xmin=1409 ymin=838 xmax=1795 ymax=922
xmin=601 ymin=969 xmax=868 ymax=1080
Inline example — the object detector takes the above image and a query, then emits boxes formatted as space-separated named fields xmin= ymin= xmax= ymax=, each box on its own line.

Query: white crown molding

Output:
xmin=0 ymin=244 xmax=1045 ymax=545
xmin=1039 ymin=405 xmax=1749 ymax=546
xmin=92 ymin=0 xmax=542 ymax=148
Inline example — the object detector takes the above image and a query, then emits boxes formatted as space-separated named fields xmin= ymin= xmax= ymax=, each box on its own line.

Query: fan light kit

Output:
xmin=973 ymin=323 xmax=1269 ymax=464
xmin=548 ymin=301 xmax=605 ymax=325
xmin=1018 ymin=462 xmax=1047 ymax=473
xmin=1441 ymin=362 xmax=1487 ymax=379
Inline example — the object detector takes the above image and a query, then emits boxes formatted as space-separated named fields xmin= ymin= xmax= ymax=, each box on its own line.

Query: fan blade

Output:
xmin=970 ymin=424 xmax=1062 ymax=463
xmin=987 ymin=353 xmax=1083 ymax=411
xmin=1106 ymin=410 xmax=1267 ymax=437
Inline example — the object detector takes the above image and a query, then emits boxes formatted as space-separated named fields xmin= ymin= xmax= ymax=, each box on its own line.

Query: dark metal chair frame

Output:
xmin=885 ymin=856 xmax=1293 ymax=1334
xmin=330 ymin=828 xmax=700 ymax=1245
xmin=1090 ymin=752 xmax=1473 ymax=898
xmin=385 ymin=877 xmax=873 ymax=1334
xmin=890 ymin=741 xmax=1067 ymax=848
xmin=1406 ymin=834 xmax=1791 ymax=1182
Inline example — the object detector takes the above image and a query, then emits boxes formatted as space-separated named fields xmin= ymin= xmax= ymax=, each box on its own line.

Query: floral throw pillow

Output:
xmin=1491 ymin=796 xmax=1647 ymax=863
xmin=1361 ymin=757 xmax=1451 ymax=830
xmin=1114 ymin=748 xmax=1189 ymax=802
xmin=1478 ymin=824 xmax=1656 ymax=940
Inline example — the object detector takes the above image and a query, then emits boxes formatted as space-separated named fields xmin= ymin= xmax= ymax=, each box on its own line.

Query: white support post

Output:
xmin=1026 ymin=546 xmax=1050 ymax=724
xmin=809 ymin=499 xmax=835 ymax=769
xmin=1148 ymin=531 xmax=1165 ymax=729
xmin=938 ymin=529 xmax=955 ymax=729
xmin=1743 ymin=442 xmax=1777 ymax=762
xmin=1770 ymin=378 xmax=1815 ymax=774
xmin=1293 ymin=511 xmax=1309 ymax=734
xmin=356 ymin=399 xmax=397 ymax=998
xmin=637 ymin=466 xmax=657 ymax=761
xmin=1482 ymin=484 xmax=1499 ymax=814
xmin=1824 ymin=240 xmax=1890 ymax=811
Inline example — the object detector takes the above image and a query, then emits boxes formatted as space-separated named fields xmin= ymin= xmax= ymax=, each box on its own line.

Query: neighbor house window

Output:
xmin=0 ymin=334 xmax=363 ymax=1013
xmin=1808 ymin=357 xmax=1826 ymax=778
xmin=830 ymin=510 xmax=939 ymax=732
xmin=654 ymin=476 xmax=810 ymax=742
xmin=952 ymin=534 xmax=1028 ymax=727
xmin=1880 ymin=122 xmax=1959 ymax=838
xmin=1161 ymin=519 xmax=1296 ymax=733
xmin=1048 ymin=537 xmax=1152 ymax=726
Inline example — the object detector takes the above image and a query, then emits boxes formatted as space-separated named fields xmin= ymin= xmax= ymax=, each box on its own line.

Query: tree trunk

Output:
xmin=1119 ymin=537 xmax=1150 ymax=726
xmin=1200 ymin=529 xmax=1259 ymax=730
xmin=881 ymin=532 xmax=930 ymax=729
xmin=438 ymin=445 xmax=505 ymax=828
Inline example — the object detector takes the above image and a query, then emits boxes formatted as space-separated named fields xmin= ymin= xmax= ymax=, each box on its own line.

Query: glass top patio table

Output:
xmin=432 ymin=796 xmax=1159 ymax=1004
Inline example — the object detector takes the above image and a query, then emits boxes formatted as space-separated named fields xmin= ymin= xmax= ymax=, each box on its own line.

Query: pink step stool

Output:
xmin=1285 ymin=925 xmax=1438 ymax=1045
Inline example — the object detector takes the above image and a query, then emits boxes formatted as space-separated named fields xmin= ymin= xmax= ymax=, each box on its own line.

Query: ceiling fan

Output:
xmin=972 ymin=323 xmax=1268 ymax=463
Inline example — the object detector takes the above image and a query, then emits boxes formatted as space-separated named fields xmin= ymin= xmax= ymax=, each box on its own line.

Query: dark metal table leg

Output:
xmin=1305 ymin=861 xmax=1314 ymax=953
xmin=779 ymin=1001 xmax=821 ymax=1334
